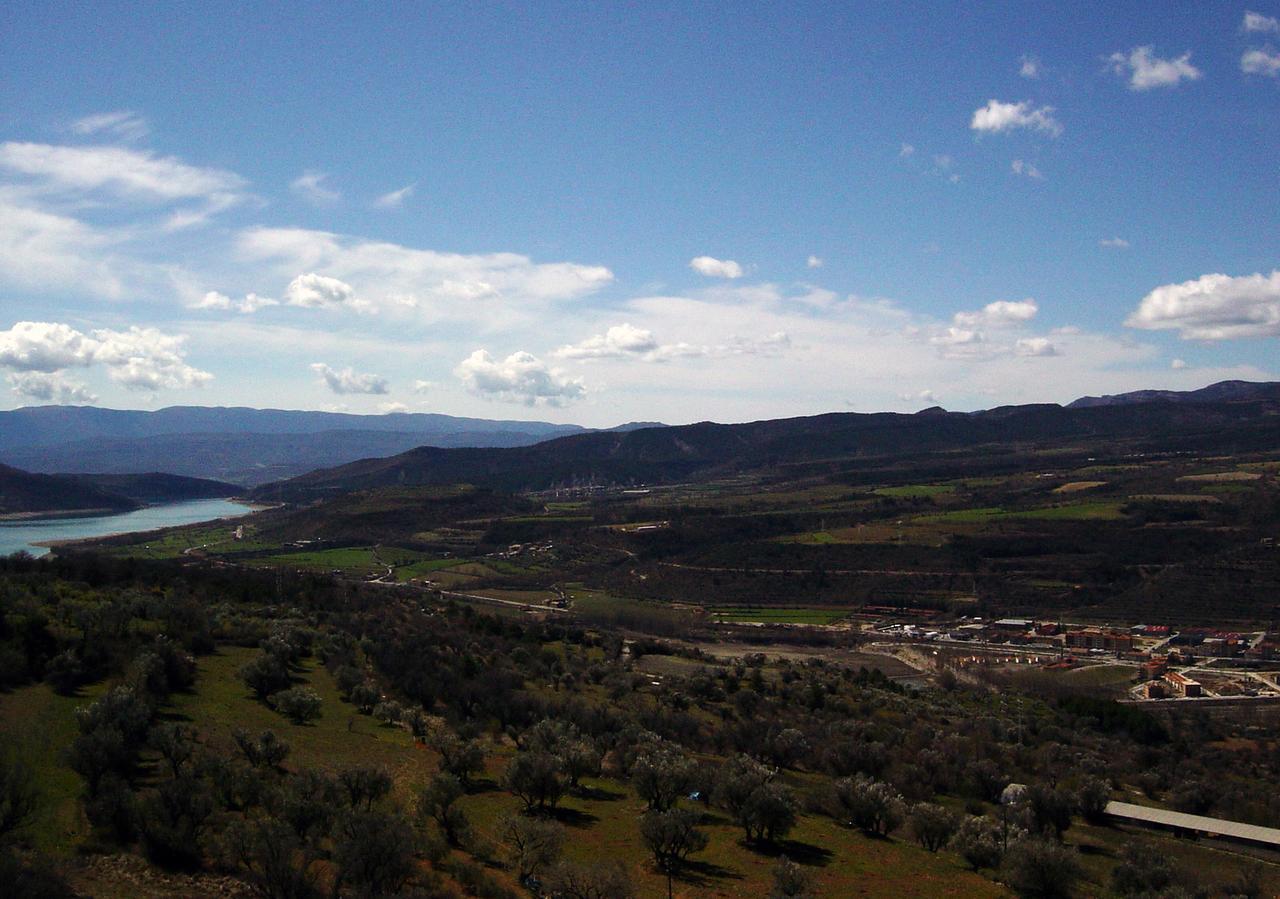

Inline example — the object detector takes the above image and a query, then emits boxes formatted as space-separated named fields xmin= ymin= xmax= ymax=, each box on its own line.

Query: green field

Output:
xmin=915 ymin=501 xmax=1126 ymax=524
xmin=709 ymin=606 xmax=855 ymax=625
xmin=874 ymin=484 xmax=956 ymax=498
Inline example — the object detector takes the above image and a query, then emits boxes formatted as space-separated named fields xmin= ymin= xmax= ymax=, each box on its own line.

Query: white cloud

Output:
xmin=1100 ymin=237 xmax=1130 ymax=249
xmin=1126 ymin=270 xmax=1280 ymax=340
xmin=899 ymin=389 xmax=939 ymax=404
xmin=379 ymin=401 xmax=408 ymax=414
xmin=412 ymin=379 xmax=434 ymax=394
xmin=1244 ymin=11 xmax=1280 ymax=33
xmin=899 ymin=143 xmax=915 ymax=157
xmin=283 ymin=272 xmax=368 ymax=312
xmin=1011 ymin=159 xmax=1043 ymax=179
xmin=69 ymin=110 xmax=149 ymax=142
xmin=92 ymin=326 xmax=212 ymax=390
xmin=1242 ymin=48 xmax=1280 ymax=76
xmin=374 ymin=183 xmax=416 ymax=208
xmin=1171 ymin=358 xmax=1188 ymax=370
xmin=0 ymin=321 xmax=210 ymax=390
xmin=1019 ymin=55 xmax=1042 ymax=79
xmin=454 ymin=350 xmax=586 ymax=406
xmin=1015 ymin=337 xmax=1058 ymax=357
xmin=970 ymin=100 xmax=1063 ymax=137
xmin=291 ymin=170 xmax=339 ymax=204
xmin=953 ymin=299 xmax=1039 ymax=329
xmin=1108 ymin=46 xmax=1202 ymax=91
xmin=0 ymin=321 xmax=100 ymax=371
xmin=191 ymin=290 xmax=278 ymax=314
xmin=7 ymin=371 xmax=97 ymax=404
xmin=0 ymin=142 xmax=244 ymax=202
xmin=554 ymin=322 xmax=790 ymax=363
xmin=310 ymin=362 xmax=389 ymax=395
xmin=807 ymin=255 xmax=823 ymax=269
xmin=237 ymin=227 xmax=613 ymax=317
xmin=689 ymin=256 xmax=744 ymax=279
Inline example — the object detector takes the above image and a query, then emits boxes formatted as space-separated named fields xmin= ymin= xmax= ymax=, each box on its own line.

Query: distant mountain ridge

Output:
xmin=0 ymin=406 xmax=614 ymax=486
xmin=251 ymin=383 xmax=1280 ymax=501
xmin=1066 ymin=380 xmax=1280 ymax=409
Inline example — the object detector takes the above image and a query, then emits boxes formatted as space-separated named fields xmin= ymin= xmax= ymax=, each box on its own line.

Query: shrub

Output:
xmin=269 ymin=687 xmax=322 ymax=725
xmin=908 ymin=802 xmax=960 ymax=852
xmin=1001 ymin=838 xmax=1083 ymax=899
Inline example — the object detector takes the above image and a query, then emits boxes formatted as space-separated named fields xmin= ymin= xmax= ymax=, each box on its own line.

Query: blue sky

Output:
xmin=0 ymin=1 xmax=1277 ymax=426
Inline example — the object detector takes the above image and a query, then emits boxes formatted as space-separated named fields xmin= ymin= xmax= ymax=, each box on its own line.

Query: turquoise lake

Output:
xmin=0 ymin=498 xmax=256 ymax=558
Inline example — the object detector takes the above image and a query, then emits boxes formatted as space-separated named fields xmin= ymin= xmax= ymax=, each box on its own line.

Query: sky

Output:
xmin=0 ymin=1 xmax=1277 ymax=427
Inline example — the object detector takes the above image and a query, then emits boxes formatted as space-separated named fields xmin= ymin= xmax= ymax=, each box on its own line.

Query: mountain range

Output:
xmin=0 ymin=406 xmax=657 ymax=486
xmin=250 ymin=380 xmax=1280 ymax=501
xmin=0 ymin=466 xmax=239 ymax=518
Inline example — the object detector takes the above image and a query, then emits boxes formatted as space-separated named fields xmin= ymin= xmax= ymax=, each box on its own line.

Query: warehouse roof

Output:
xmin=1106 ymin=801 xmax=1280 ymax=848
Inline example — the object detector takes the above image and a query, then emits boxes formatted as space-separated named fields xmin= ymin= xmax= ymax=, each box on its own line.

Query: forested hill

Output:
xmin=0 ymin=465 xmax=239 ymax=517
xmin=251 ymin=389 xmax=1280 ymax=501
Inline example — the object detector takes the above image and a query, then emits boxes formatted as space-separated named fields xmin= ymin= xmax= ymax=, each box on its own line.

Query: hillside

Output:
xmin=252 ymin=389 xmax=1280 ymax=501
xmin=1066 ymin=379 xmax=1280 ymax=408
xmin=0 ymin=406 xmax=599 ymax=485
xmin=0 ymin=464 xmax=138 ymax=517
xmin=0 ymin=465 xmax=238 ymax=518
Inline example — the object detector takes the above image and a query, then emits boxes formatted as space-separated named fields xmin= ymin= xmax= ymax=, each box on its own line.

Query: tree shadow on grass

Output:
xmin=679 ymin=858 xmax=744 ymax=886
xmin=575 ymin=783 xmax=626 ymax=801
xmin=464 ymin=776 xmax=501 ymax=794
xmin=546 ymin=806 xmax=599 ymax=828
xmin=746 ymin=838 xmax=834 ymax=867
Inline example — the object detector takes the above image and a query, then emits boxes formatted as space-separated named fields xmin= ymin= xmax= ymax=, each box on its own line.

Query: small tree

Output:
xmin=547 ymin=859 xmax=634 ymax=899
xmin=740 ymin=782 xmax=798 ymax=845
xmin=240 ymin=654 xmax=292 ymax=702
xmin=1025 ymin=784 xmax=1074 ymax=840
xmin=500 ymin=814 xmax=565 ymax=882
xmin=148 ymin=723 xmax=195 ymax=778
xmin=431 ymin=728 xmax=486 ymax=788
xmin=269 ymin=687 xmax=322 ymax=725
xmin=640 ymin=808 xmax=708 ymax=899
xmin=949 ymin=815 xmax=1008 ymax=871
xmin=338 ymin=766 xmax=393 ymax=812
xmin=234 ymin=729 xmax=291 ymax=771
xmin=632 ymin=745 xmax=698 ymax=812
xmin=1002 ymin=838 xmax=1083 ymax=899
xmin=908 ymin=802 xmax=960 ymax=852
xmin=503 ymin=752 xmax=568 ymax=814
xmin=834 ymin=775 xmax=903 ymax=837
xmin=136 ymin=775 xmax=215 ymax=868
xmin=416 ymin=772 xmax=469 ymax=846
xmin=1074 ymin=776 xmax=1110 ymax=825
xmin=1110 ymin=841 xmax=1174 ymax=896
xmin=349 ymin=681 xmax=381 ymax=714
xmin=332 ymin=810 xmax=418 ymax=899
xmin=769 ymin=856 xmax=814 ymax=899
xmin=218 ymin=816 xmax=321 ymax=899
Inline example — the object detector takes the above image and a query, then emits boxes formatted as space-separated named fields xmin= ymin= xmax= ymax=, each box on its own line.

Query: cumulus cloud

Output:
xmin=953 ymin=299 xmax=1039 ymax=329
xmin=454 ymin=350 xmax=586 ymax=406
xmin=1126 ymin=270 xmax=1280 ymax=340
xmin=192 ymin=291 xmax=278 ymax=314
xmin=310 ymin=362 xmax=389 ymax=395
xmin=555 ymin=323 xmax=659 ymax=359
xmin=899 ymin=389 xmax=939 ymax=404
xmin=689 ymin=256 xmax=744 ymax=279
xmin=379 ymin=401 xmax=408 ymax=414
xmin=1108 ymin=46 xmax=1202 ymax=91
xmin=374 ymin=183 xmax=415 ymax=208
xmin=7 ymin=371 xmax=97 ymax=403
xmin=1011 ymin=159 xmax=1043 ymax=179
xmin=1242 ymin=48 xmax=1280 ymax=76
xmin=1100 ymin=237 xmax=1131 ymax=249
xmin=1171 ymin=358 xmax=1188 ymax=370
xmin=898 ymin=143 xmax=915 ymax=157
xmin=283 ymin=273 xmax=369 ymax=312
xmin=291 ymin=170 xmax=339 ymax=204
xmin=1244 ymin=11 xmax=1280 ymax=33
xmin=0 ymin=320 xmax=211 ymax=391
xmin=70 ymin=110 xmax=149 ymax=142
xmin=412 ymin=379 xmax=434 ymax=394
xmin=1019 ymin=55 xmax=1042 ymax=78
xmin=1015 ymin=337 xmax=1058 ymax=357
xmin=970 ymin=100 xmax=1062 ymax=137
xmin=238 ymin=227 xmax=613 ymax=316
xmin=807 ymin=255 xmax=823 ymax=269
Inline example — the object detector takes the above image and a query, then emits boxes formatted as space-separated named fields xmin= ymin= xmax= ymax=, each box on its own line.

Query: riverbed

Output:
xmin=0 ymin=498 xmax=257 ymax=558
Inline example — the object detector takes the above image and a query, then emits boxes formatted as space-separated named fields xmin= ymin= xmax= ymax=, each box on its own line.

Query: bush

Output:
xmin=908 ymin=802 xmax=960 ymax=852
xmin=1110 ymin=842 xmax=1174 ymax=896
xmin=240 ymin=653 xmax=292 ymax=701
xmin=136 ymin=775 xmax=215 ymax=868
xmin=834 ymin=775 xmax=903 ymax=836
xmin=769 ymin=856 xmax=814 ymax=899
xmin=269 ymin=687 xmax=322 ymax=725
xmin=949 ymin=815 xmax=1006 ymax=871
xmin=1001 ymin=838 xmax=1083 ymax=899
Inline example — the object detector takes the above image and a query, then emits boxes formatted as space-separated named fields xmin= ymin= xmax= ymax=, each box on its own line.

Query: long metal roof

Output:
xmin=1106 ymin=801 xmax=1280 ymax=847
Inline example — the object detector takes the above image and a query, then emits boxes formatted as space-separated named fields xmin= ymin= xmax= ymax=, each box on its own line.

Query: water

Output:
xmin=0 ymin=498 xmax=257 ymax=558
